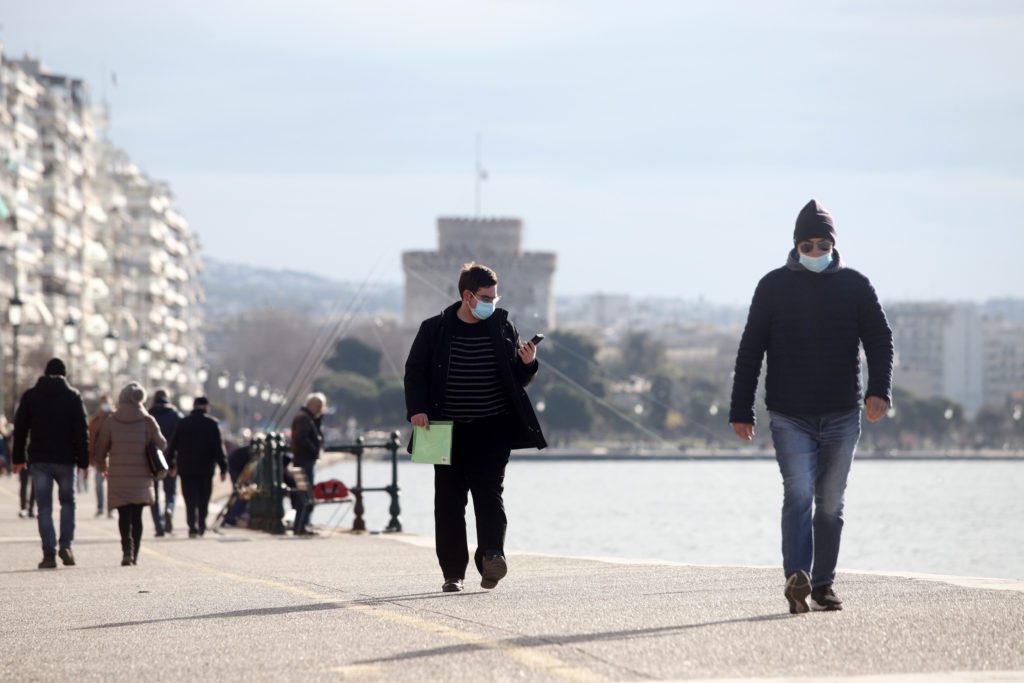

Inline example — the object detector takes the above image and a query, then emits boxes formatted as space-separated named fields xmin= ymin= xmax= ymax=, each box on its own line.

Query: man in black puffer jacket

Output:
xmin=166 ymin=397 xmax=226 ymax=537
xmin=729 ymin=199 xmax=893 ymax=615
xmin=12 ymin=358 xmax=89 ymax=569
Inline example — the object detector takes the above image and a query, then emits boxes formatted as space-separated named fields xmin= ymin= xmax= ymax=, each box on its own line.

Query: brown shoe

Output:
xmin=480 ymin=553 xmax=508 ymax=590
xmin=784 ymin=570 xmax=811 ymax=614
xmin=38 ymin=554 xmax=57 ymax=570
xmin=58 ymin=548 xmax=76 ymax=566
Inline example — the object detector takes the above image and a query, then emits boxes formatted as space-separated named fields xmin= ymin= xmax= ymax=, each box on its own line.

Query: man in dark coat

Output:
xmin=404 ymin=262 xmax=546 ymax=593
xmin=12 ymin=358 xmax=89 ymax=569
xmin=166 ymin=396 xmax=227 ymax=537
xmin=290 ymin=393 xmax=325 ymax=536
xmin=729 ymin=199 xmax=893 ymax=614
xmin=149 ymin=389 xmax=182 ymax=536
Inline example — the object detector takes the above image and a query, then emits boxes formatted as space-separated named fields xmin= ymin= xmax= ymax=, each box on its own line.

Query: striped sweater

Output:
xmin=444 ymin=323 xmax=508 ymax=420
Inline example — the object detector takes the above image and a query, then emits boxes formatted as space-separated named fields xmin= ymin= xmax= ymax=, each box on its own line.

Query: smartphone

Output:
xmin=530 ymin=333 xmax=545 ymax=345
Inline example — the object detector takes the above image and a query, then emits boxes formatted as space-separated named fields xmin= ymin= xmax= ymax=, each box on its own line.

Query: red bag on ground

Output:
xmin=312 ymin=479 xmax=350 ymax=501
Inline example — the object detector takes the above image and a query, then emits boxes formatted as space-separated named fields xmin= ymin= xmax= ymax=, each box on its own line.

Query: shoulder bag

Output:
xmin=146 ymin=441 xmax=169 ymax=481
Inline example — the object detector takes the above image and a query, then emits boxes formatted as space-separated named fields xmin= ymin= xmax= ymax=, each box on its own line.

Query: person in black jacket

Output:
xmin=729 ymin=199 xmax=894 ymax=614
xmin=149 ymin=389 xmax=183 ymax=536
xmin=405 ymin=262 xmax=546 ymax=593
xmin=290 ymin=393 xmax=325 ymax=536
xmin=11 ymin=358 xmax=89 ymax=569
xmin=166 ymin=396 xmax=227 ymax=537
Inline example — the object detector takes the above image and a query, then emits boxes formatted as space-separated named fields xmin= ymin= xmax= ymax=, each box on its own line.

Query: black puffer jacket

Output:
xmin=12 ymin=376 xmax=89 ymax=468
xmin=404 ymin=302 xmax=547 ymax=451
xmin=729 ymin=249 xmax=894 ymax=424
xmin=166 ymin=410 xmax=227 ymax=478
xmin=150 ymin=402 xmax=183 ymax=444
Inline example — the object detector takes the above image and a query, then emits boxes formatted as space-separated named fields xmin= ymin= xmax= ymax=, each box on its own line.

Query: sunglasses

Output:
xmin=798 ymin=239 xmax=833 ymax=254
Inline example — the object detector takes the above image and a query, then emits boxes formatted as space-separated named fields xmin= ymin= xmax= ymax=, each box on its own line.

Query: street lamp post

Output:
xmin=234 ymin=375 xmax=246 ymax=434
xmin=138 ymin=342 xmax=151 ymax=387
xmin=63 ymin=315 xmax=77 ymax=378
xmin=8 ymin=292 xmax=23 ymax=417
xmin=103 ymin=330 xmax=118 ymax=394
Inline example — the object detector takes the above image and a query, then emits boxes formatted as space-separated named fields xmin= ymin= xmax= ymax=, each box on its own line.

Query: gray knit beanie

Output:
xmin=118 ymin=382 xmax=147 ymax=406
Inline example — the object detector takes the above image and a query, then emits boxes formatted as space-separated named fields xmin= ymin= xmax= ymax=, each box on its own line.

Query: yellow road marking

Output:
xmin=142 ymin=545 xmax=608 ymax=683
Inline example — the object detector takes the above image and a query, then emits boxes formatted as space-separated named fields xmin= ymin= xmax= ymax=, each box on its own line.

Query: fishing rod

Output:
xmin=266 ymin=255 xmax=383 ymax=430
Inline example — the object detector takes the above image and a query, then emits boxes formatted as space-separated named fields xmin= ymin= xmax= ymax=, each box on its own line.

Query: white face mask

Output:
xmin=470 ymin=293 xmax=497 ymax=320
xmin=799 ymin=252 xmax=833 ymax=273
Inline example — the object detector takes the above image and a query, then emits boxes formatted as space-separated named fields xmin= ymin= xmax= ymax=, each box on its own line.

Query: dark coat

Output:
xmin=290 ymin=407 xmax=323 ymax=465
xmin=150 ymin=402 xmax=183 ymax=445
xmin=12 ymin=376 xmax=89 ymax=468
xmin=166 ymin=409 xmax=227 ymax=478
xmin=729 ymin=249 xmax=894 ymax=424
xmin=404 ymin=302 xmax=547 ymax=451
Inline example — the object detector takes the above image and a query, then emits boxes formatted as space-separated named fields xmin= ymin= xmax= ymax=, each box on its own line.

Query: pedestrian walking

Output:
xmin=0 ymin=415 xmax=10 ymax=475
xmin=11 ymin=358 xmax=89 ymax=569
xmin=93 ymin=383 xmax=167 ymax=566
xmin=149 ymin=389 xmax=183 ymax=536
xmin=728 ymin=199 xmax=894 ymax=613
xmin=290 ymin=393 xmax=325 ymax=536
xmin=87 ymin=395 xmax=113 ymax=518
xmin=17 ymin=464 xmax=35 ymax=517
xmin=5 ymin=413 xmax=36 ymax=516
xmin=166 ymin=397 xmax=227 ymax=538
xmin=404 ymin=262 xmax=546 ymax=593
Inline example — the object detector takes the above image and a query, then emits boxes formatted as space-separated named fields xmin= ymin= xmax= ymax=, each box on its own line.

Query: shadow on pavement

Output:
xmin=354 ymin=613 xmax=794 ymax=665
xmin=75 ymin=590 xmax=485 ymax=630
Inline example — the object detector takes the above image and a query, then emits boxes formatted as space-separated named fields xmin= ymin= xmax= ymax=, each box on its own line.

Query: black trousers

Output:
xmin=180 ymin=476 xmax=212 ymax=534
xmin=20 ymin=468 xmax=35 ymax=512
xmin=117 ymin=504 xmax=145 ymax=558
xmin=434 ymin=414 xmax=512 ymax=580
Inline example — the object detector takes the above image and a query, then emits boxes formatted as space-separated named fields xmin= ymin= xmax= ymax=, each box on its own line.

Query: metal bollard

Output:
xmin=351 ymin=436 xmax=366 ymax=532
xmin=248 ymin=433 xmax=286 ymax=535
xmin=322 ymin=431 xmax=404 ymax=533
xmin=269 ymin=433 xmax=285 ymax=535
xmin=384 ymin=430 xmax=402 ymax=533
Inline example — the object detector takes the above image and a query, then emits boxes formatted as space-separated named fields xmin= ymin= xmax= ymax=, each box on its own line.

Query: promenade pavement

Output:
xmin=1 ymin=473 xmax=1022 ymax=683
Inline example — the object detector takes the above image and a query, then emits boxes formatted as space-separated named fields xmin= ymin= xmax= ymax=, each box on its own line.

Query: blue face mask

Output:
xmin=799 ymin=252 xmax=833 ymax=273
xmin=470 ymin=294 xmax=495 ymax=321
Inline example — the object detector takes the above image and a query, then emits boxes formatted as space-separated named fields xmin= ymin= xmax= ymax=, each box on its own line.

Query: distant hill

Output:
xmin=201 ymin=258 xmax=402 ymax=319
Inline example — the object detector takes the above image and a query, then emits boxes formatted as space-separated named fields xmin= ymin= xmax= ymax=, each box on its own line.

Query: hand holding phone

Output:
xmin=530 ymin=334 xmax=545 ymax=345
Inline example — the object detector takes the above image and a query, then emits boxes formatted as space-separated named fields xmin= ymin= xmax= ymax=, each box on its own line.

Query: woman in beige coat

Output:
xmin=93 ymin=383 xmax=166 ymax=566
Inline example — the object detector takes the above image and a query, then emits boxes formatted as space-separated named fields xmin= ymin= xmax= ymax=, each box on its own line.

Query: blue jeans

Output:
xmin=293 ymin=461 xmax=315 ymax=533
xmin=769 ymin=408 xmax=861 ymax=588
xmin=31 ymin=463 xmax=77 ymax=556
xmin=95 ymin=470 xmax=105 ymax=514
xmin=151 ymin=475 xmax=178 ymax=532
xmin=164 ymin=474 xmax=177 ymax=514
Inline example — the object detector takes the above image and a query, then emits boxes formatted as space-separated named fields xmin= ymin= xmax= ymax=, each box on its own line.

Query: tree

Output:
xmin=538 ymin=384 xmax=595 ymax=437
xmin=536 ymin=330 xmax=605 ymax=398
xmin=315 ymin=371 xmax=379 ymax=423
xmin=374 ymin=377 xmax=408 ymax=430
xmin=618 ymin=331 xmax=666 ymax=378
xmin=646 ymin=373 xmax=672 ymax=430
xmin=325 ymin=337 xmax=382 ymax=378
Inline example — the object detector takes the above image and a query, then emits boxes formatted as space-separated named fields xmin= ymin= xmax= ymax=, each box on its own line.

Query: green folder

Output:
xmin=411 ymin=421 xmax=453 ymax=465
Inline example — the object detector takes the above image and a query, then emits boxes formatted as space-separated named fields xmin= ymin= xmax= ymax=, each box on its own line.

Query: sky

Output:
xmin=3 ymin=1 xmax=1022 ymax=305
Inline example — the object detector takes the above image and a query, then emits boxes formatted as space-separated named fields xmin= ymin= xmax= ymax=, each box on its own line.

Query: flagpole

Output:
xmin=474 ymin=133 xmax=482 ymax=217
